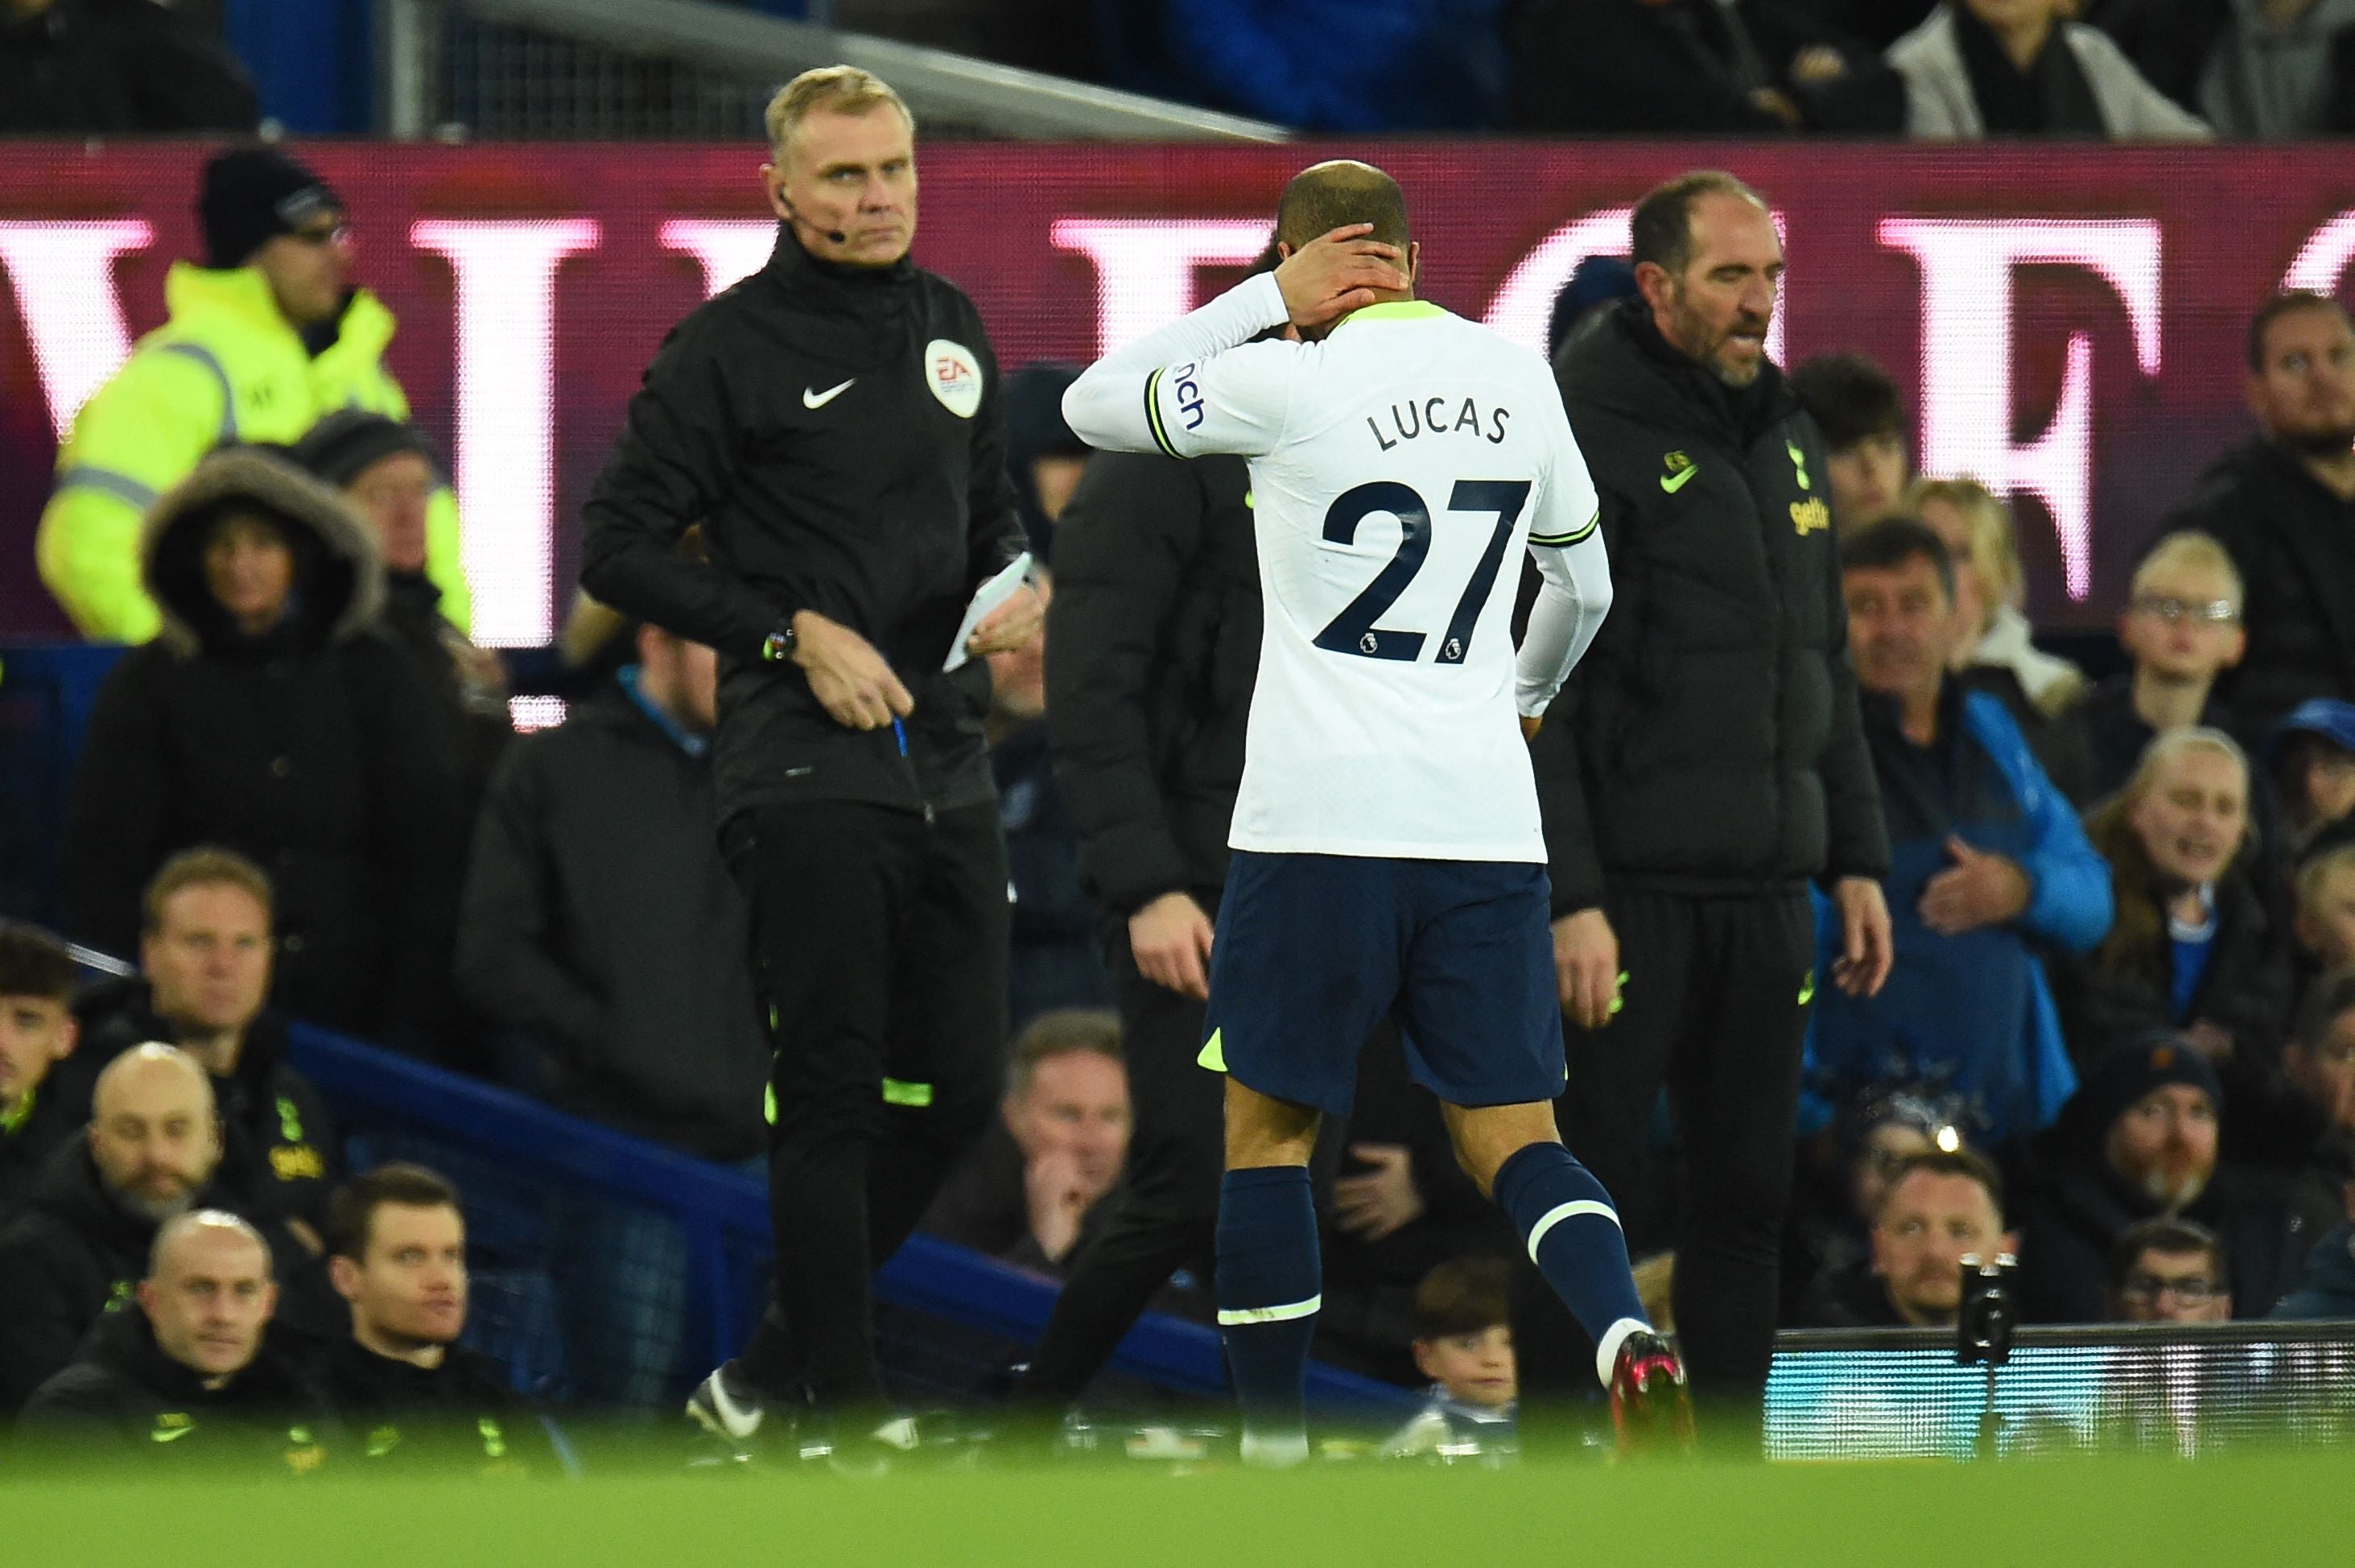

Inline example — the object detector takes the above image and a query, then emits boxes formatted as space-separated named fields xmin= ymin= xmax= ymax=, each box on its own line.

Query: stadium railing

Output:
xmin=375 ymin=0 xmax=1291 ymax=141
xmin=287 ymin=1022 xmax=1416 ymax=1420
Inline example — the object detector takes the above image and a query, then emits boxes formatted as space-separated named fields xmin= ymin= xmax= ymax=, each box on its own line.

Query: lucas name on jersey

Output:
xmin=1365 ymin=395 xmax=1512 ymax=452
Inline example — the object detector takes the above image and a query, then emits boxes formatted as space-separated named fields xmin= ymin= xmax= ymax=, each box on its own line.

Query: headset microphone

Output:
xmin=782 ymin=196 xmax=849 ymax=246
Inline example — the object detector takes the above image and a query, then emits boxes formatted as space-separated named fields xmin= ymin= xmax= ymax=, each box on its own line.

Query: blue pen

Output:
xmin=892 ymin=716 xmax=908 ymax=756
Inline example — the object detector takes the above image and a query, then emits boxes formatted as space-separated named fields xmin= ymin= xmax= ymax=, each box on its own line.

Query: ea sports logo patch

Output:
xmin=926 ymin=339 xmax=983 ymax=419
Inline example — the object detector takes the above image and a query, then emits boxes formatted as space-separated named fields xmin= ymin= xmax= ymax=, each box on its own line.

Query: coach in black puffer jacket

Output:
xmin=57 ymin=450 xmax=463 ymax=1042
xmin=1534 ymin=296 xmax=1886 ymax=910
xmin=1515 ymin=207 xmax=1888 ymax=1423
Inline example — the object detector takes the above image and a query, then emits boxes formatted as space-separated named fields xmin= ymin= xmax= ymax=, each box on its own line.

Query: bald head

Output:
xmin=1275 ymin=160 xmax=1410 ymax=254
xmin=93 ymin=1041 xmax=211 ymax=1118
xmin=89 ymin=1042 xmax=220 ymax=1223
xmin=151 ymin=1208 xmax=270 ymax=1280
xmin=142 ymin=1210 xmax=275 ymax=1380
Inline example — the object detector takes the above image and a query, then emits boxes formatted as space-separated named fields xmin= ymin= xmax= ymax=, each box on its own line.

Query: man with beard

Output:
xmin=0 ymin=1046 xmax=246 ymax=1410
xmin=1801 ymin=1149 xmax=2015 ymax=1327
xmin=1522 ymin=168 xmax=1891 ymax=1436
xmin=2161 ymin=292 xmax=2355 ymax=745
xmin=2015 ymin=1035 xmax=2308 ymax=1320
xmin=310 ymin=1163 xmax=549 ymax=1471
xmin=71 ymin=852 xmax=340 ymax=1249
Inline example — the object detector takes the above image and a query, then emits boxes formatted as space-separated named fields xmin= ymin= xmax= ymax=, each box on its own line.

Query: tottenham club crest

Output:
xmin=926 ymin=339 xmax=984 ymax=419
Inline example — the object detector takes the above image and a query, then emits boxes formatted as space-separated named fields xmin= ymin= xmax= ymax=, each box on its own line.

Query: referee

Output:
xmin=579 ymin=66 xmax=1040 ymax=1453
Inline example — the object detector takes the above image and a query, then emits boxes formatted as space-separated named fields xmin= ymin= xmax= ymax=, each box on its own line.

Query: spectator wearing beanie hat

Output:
xmin=37 ymin=146 xmax=471 ymax=645
xmin=2012 ymin=1031 xmax=2314 ymax=1322
xmin=294 ymin=411 xmax=512 ymax=820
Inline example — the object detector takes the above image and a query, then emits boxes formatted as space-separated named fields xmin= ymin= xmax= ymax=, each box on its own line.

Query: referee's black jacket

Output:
xmin=1531 ymin=299 xmax=1888 ymax=912
xmin=580 ymin=225 xmax=1028 ymax=825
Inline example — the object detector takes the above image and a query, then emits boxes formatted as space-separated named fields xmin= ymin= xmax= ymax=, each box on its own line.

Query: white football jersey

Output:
xmin=1065 ymin=275 xmax=1605 ymax=863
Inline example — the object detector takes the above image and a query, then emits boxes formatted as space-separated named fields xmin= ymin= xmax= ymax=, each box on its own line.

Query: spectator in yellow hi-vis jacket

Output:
xmin=36 ymin=146 xmax=468 ymax=643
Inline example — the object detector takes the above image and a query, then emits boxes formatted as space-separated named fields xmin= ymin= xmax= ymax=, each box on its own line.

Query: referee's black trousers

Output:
xmin=1514 ymin=887 xmax=1814 ymax=1433
xmin=1018 ymin=919 xmax=1227 ymax=1405
xmin=724 ymin=799 xmax=1009 ymax=1409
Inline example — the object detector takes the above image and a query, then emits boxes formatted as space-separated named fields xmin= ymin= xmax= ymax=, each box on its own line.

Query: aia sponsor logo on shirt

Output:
xmin=926 ymin=340 xmax=983 ymax=419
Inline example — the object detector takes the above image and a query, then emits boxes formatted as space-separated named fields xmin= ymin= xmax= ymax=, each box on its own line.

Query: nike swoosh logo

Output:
xmin=802 ymin=379 xmax=854 ymax=410
xmin=151 ymin=1424 xmax=194 ymax=1443
xmin=1660 ymin=466 xmax=1697 ymax=494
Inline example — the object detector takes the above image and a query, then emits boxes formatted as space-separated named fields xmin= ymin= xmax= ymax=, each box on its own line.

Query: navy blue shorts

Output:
xmin=1200 ymin=852 xmax=1565 ymax=1116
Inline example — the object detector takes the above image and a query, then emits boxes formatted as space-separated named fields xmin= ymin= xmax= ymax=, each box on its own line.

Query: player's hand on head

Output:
xmin=1129 ymin=891 xmax=1215 ymax=1000
xmin=791 ymin=609 xmax=915 ymax=732
xmin=1275 ymin=223 xmax=1407 ymax=331
xmin=1553 ymin=908 xmax=1620 ymax=1030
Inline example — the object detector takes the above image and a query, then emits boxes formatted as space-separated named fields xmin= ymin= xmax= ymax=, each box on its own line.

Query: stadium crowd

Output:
xmin=12 ymin=2 xmax=2355 ymax=140
xmin=6 ymin=96 xmax=2355 ymax=1467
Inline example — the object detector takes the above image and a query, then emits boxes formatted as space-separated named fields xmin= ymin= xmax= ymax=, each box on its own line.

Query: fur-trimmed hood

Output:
xmin=141 ymin=448 xmax=385 ymax=657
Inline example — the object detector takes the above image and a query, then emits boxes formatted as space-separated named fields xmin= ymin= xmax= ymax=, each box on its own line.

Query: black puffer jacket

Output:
xmin=306 ymin=1338 xmax=554 ymax=1473
xmin=1532 ymin=300 xmax=1888 ymax=911
xmin=1045 ymin=451 xmax=1260 ymax=919
xmin=18 ymin=1307 xmax=332 ymax=1468
xmin=0 ymin=1143 xmax=282 ymax=1414
xmin=57 ymin=450 xmax=464 ymax=1041
xmin=2161 ymin=438 xmax=2355 ymax=745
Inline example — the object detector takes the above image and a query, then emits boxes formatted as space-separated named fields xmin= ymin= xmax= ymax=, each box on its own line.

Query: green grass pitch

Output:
xmin=3 ymin=1449 xmax=2325 ymax=1568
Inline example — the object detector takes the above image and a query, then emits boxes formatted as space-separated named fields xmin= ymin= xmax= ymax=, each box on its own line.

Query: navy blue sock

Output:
xmin=1493 ymin=1142 xmax=1651 ymax=1386
xmin=1215 ymin=1166 xmax=1320 ymax=1459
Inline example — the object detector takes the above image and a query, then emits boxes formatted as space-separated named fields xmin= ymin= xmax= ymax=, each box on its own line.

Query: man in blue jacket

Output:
xmin=1809 ymin=520 xmax=2112 ymax=1145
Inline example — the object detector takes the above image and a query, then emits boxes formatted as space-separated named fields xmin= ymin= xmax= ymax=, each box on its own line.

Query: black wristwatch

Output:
xmin=761 ymin=617 xmax=798 ymax=663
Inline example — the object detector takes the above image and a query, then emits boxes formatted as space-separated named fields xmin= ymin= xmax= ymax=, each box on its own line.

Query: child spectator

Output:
xmin=2295 ymin=844 xmax=2355 ymax=972
xmin=2267 ymin=699 xmax=2355 ymax=860
xmin=1791 ymin=353 xmax=1912 ymax=533
xmin=1381 ymin=1256 xmax=1517 ymax=1458
xmin=2077 ymin=533 xmax=2246 ymax=801
xmin=2105 ymin=1217 xmax=2231 ymax=1324
xmin=2057 ymin=729 xmax=2295 ymax=1083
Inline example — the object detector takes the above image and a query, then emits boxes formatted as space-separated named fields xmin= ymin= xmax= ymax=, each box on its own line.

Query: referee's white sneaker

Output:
xmin=687 ymin=1362 xmax=765 ymax=1443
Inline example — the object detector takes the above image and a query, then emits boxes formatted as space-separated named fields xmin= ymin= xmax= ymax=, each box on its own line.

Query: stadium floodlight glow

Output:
xmin=409 ymin=218 xmax=600 ymax=648
xmin=658 ymin=220 xmax=777 ymax=298
xmin=0 ymin=219 xmax=152 ymax=439
xmin=1050 ymin=219 xmax=1279 ymax=357
xmin=2283 ymin=208 xmax=2355 ymax=295
xmin=1482 ymin=208 xmax=1788 ymax=367
xmin=1879 ymin=217 xmax=2163 ymax=603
